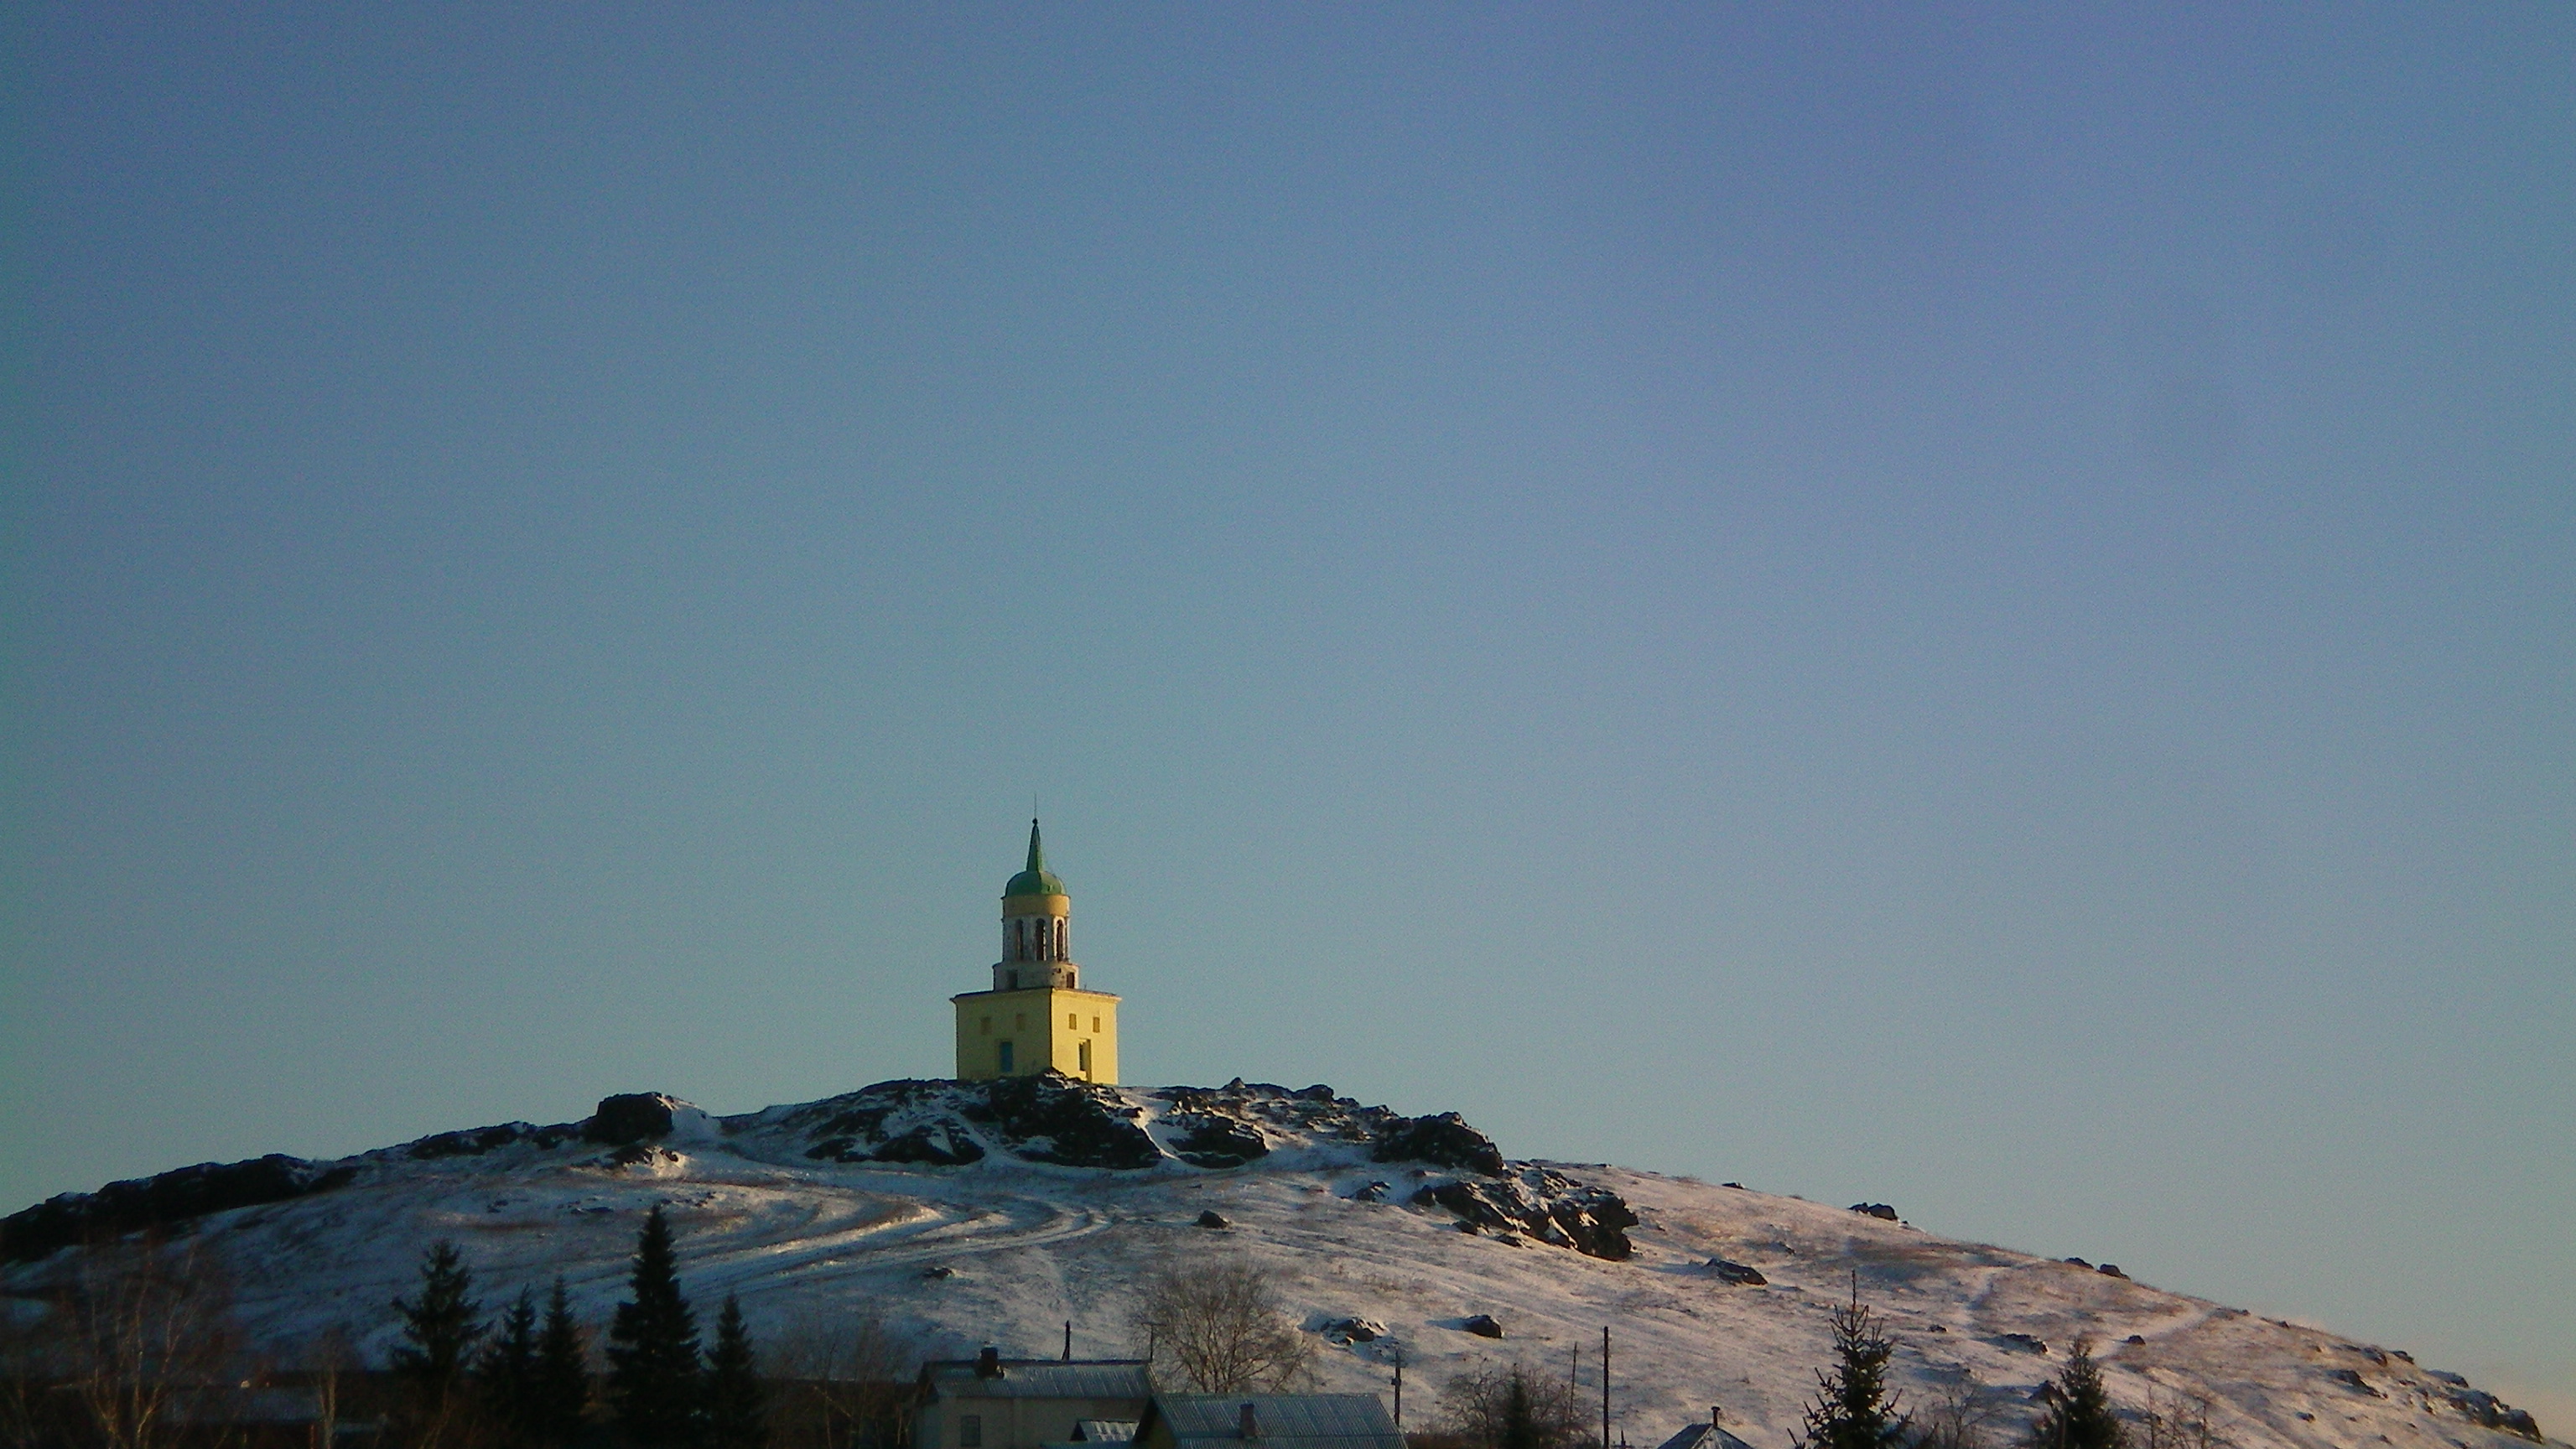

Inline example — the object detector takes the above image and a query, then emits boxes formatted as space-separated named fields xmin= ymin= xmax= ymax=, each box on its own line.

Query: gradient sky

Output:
xmin=5 ymin=3 xmax=2570 ymax=1421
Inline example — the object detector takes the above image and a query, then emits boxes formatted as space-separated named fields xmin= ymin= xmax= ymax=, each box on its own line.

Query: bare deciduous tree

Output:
xmin=295 ymin=1326 xmax=361 ymax=1449
xmin=2137 ymin=1384 xmax=2226 ymax=1449
xmin=1911 ymin=1381 xmax=2006 ymax=1449
xmin=766 ymin=1313 xmax=920 ymax=1449
xmin=1127 ymin=1264 xmax=1312 ymax=1394
xmin=0 ymin=1303 xmax=56 ymax=1449
xmin=1436 ymin=1363 xmax=1584 ymax=1449
xmin=60 ymin=1235 xmax=246 ymax=1449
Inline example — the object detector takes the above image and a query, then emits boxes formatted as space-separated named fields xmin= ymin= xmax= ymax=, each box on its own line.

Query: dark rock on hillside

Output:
xmin=2444 ymin=1388 xmax=2542 ymax=1442
xmin=1553 ymin=1185 xmax=1639 ymax=1259
xmin=1462 ymin=1314 xmax=1505 ymax=1338
xmin=1709 ymin=1259 xmax=1768 ymax=1285
xmin=867 ymin=1125 xmax=985 ymax=1166
xmin=1158 ymin=1081 xmax=1401 ymax=1151
xmin=782 ymin=1076 xmax=1156 ymax=1170
xmin=1168 ymin=1114 xmax=1270 ymax=1169
xmin=972 ymin=1074 xmax=1161 ymax=1169
xmin=1851 ymin=1202 xmax=1898 ymax=1221
xmin=779 ymin=1079 xmax=943 ymax=1149
xmin=1411 ymin=1167 xmax=1638 ymax=1261
xmin=408 ymin=1122 xmax=579 ymax=1159
xmin=584 ymin=1093 xmax=683 ymax=1145
xmin=1417 ymin=1182 xmax=1512 ymax=1229
xmin=1197 ymin=1210 xmax=1231 ymax=1229
xmin=2096 ymin=1263 xmax=2127 ymax=1279
xmin=1 ymin=1156 xmax=357 ymax=1265
xmin=1374 ymin=1113 xmax=1507 ymax=1176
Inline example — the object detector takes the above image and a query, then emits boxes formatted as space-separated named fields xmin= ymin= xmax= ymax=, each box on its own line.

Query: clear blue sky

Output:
xmin=5 ymin=3 xmax=2569 ymax=1420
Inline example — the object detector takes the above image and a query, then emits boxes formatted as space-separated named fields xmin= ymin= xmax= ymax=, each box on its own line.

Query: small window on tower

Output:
xmin=1067 ymin=1012 xmax=1078 ymax=1030
xmin=1015 ymin=1013 xmax=1025 ymax=1031
xmin=1092 ymin=1016 xmax=1101 ymax=1032
xmin=997 ymin=1041 xmax=1015 ymax=1073
xmin=979 ymin=1017 xmax=991 ymax=1036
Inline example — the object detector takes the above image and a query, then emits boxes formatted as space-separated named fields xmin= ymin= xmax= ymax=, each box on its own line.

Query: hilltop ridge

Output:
xmin=2 ymin=1078 xmax=2555 ymax=1449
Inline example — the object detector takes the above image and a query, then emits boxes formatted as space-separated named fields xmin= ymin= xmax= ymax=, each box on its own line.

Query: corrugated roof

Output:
xmin=1079 ymin=1421 xmax=1140 ymax=1441
xmin=1145 ymin=1394 xmax=1404 ymax=1449
xmin=1653 ymin=1423 xmax=1758 ymax=1449
xmin=923 ymin=1361 xmax=1154 ymax=1401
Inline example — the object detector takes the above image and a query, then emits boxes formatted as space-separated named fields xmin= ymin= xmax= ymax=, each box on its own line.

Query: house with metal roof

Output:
xmin=916 ymin=1351 xmax=1156 ymax=1449
xmin=1652 ymin=1413 xmax=1762 ymax=1449
xmin=1133 ymin=1394 xmax=1405 ymax=1449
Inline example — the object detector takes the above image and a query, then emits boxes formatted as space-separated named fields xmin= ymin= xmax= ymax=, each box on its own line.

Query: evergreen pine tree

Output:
xmin=532 ymin=1277 xmax=592 ymax=1446
xmin=1498 ymin=1370 xmax=1540 ymax=1449
xmin=606 ymin=1207 xmax=704 ymax=1447
xmin=702 ymin=1295 xmax=769 ymax=1449
xmin=480 ymin=1287 xmax=542 ymax=1443
xmin=1800 ymin=1277 xmax=1909 ymax=1449
xmin=2028 ymin=1338 xmax=2125 ymax=1449
xmin=392 ymin=1242 xmax=489 ymax=1405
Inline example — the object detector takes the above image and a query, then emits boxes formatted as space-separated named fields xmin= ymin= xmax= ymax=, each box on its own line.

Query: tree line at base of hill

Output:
xmin=381 ymin=1206 xmax=913 ymax=1449
xmin=0 ymin=1209 xmax=917 ymax=1449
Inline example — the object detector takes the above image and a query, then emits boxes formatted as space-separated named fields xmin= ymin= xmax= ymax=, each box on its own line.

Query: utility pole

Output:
xmin=1392 ymin=1346 xmax=1405 ymax=1428
xmin=1602 ymin=1327 xmax=1611 ymax=1449
xmin=1063 ymin=1321 xmax=1072 ymax=1361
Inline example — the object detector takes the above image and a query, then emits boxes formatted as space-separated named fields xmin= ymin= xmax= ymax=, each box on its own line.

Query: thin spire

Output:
xmin=1026 ymin=818 xmax=1045 ymax=875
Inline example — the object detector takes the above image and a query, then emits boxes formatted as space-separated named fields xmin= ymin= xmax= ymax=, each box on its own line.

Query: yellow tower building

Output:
xmin=953 ymin=820 xmax=1121 ymax=1083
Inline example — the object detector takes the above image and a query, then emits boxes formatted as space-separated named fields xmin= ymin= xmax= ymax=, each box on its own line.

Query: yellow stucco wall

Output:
xmin=952 ymin=986 xmax=1120 ymax=1084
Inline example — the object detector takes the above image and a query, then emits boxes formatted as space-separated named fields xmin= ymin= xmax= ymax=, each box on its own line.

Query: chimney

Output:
xmin=1239 ymin=1405 xmax=1259 ymax=1440
xmin=976 ymin=1348 xmax=1003 ymax=1379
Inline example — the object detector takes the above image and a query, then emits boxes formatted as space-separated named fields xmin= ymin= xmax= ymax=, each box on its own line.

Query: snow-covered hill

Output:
xmin=3 ymin=1078 xmax=2553 ymax=1449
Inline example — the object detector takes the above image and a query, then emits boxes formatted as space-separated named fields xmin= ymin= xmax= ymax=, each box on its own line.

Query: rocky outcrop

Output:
xmin=1410 ymin=1166 xmax=1638 ymax=1260
xmin=2442 ymin=1387 xmax=2542 ymax=1443
xmin=1374 ymin=1112 xmax=1507 ymax=1176
xmin=1 ymin=1155 xmax=358 ymax=1264
xmin=1167 ymin=1114 xmax=1270 ymax=1169
xmin=584 ymin=1093 xmax=686 ymax=1145
xmin=408 ymin=1121 xmax=579 ymax=1159
xmin=1708 ymin=1258 xmax=1768 ymax=1285
xmin=966 ymin=1074 xmax=1161 ymax=1168
xmin=1322 ymin=1317 xmax=1385 ymax=1344
xmin=866 ymin=1124 xmax=985 ymax=1166
xmin=786 ymin=1075 xmax=1159 ymax=1170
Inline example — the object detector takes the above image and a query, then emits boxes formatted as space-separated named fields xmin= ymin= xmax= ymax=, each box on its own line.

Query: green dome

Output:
xmin=1004 ymin=819 xmax=1067 ymax=899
